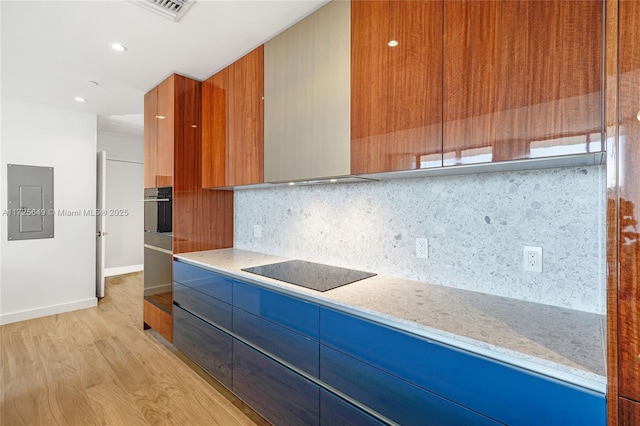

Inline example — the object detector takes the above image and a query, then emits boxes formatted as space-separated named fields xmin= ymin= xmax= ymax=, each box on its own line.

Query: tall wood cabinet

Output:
xmin=143 ymin=74 xmax=234 ymax=342
xmin=202 ymin=46 xmax=264 ymax=188
xmin=443 ymin=0 xmax=603 ymax=165
xmin=617 ymin=0 xmax=640 ymax=420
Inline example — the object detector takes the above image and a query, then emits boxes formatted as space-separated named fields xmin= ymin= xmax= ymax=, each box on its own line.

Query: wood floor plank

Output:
xmin=95 ymin=335 xmax=157 ymax=395
xmin=188 ymin=388 xmax=266 ymax=426
xmin=0 ymin=272 xmax=259 ymax=426
xmin=86 ymin=381 xmax=148 ymax=426
xmin=73 ymin=344 xmax=119 ymax=390
xmin=71 ymin=308 xmax=115 ymax=342
xmin=131 ymin=383 xmax=176 ymax=425
xmin=1 ymin=389 xmax=58 ymax=426
xmin=39 ymin=355 xmax=99 ymax=426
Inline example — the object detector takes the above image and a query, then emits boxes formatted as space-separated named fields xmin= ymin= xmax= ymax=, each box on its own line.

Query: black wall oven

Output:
xmin=143 ymin=187 xmax=173 ymax=313
xmin=144 ymin=187 xmax=172 ymax=233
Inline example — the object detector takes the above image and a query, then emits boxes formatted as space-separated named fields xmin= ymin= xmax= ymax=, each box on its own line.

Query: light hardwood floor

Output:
xmin=0 ymin=272 xmax=266 ymax=426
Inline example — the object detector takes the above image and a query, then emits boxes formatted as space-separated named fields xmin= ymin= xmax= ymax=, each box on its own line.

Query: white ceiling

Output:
xmin=1 ymin=0 xmax=329 ymax=125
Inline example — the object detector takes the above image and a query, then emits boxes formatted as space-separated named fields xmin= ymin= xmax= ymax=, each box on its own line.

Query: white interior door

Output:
xmin=96 ymin=151 xmax=107 ymax=298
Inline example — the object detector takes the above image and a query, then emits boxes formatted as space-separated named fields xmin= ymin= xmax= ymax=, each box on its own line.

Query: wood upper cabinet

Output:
xmin=443 ymin=0 xmax=603 ymax=165
xmin=618 ymin=0 xmax=640 ymax=406
xmin=351 ymin=0 xmax=443 ymax=174
xmin=202 ymin=46 xmax=264 ymax=188
xmin=143 ymin=87 xmax=158 ymax=188
xmin=144 ymin=74 xmax=176 ymax=188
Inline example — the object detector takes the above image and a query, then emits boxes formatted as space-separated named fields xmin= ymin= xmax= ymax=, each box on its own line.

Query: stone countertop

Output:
xmin=174 ymin=248 xmax=606 ymax=392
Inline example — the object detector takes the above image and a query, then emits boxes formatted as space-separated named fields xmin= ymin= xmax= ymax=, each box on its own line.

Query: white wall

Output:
xmin=235 ymin=165 xmax=606 ymax=314
xmin=0 ymin=97 xmax=98 ymax=324
xmin=97 ymin=131 xmax=143 ymax=275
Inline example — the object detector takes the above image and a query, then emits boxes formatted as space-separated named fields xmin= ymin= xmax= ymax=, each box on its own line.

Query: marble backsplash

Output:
xmin=234 ymin=166 xmax=606 ymax=314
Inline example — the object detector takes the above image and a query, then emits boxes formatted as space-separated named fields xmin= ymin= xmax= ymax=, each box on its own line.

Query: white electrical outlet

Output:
xmin=253 ymin=225 xmax=262 ymax=238
xmin=523 ymin=246 xmax=542 ymax=273
xmin=416 ymin=238 xmax=429 ymax=259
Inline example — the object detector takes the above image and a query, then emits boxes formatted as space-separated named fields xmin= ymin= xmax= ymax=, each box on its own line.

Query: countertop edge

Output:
xmin=174 ymin=253 xmax=607 ymax=395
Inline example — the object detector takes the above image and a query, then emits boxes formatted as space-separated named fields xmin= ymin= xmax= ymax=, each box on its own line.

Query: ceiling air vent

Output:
xmin=130 ymin=0 xmax=195 ymax=22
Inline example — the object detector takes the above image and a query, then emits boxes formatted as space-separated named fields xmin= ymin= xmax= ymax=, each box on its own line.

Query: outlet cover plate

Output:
xmin=523 ymin=246 xmax=542 ymax=273
xmin=416 ymin=238 xmax=428 ymax=259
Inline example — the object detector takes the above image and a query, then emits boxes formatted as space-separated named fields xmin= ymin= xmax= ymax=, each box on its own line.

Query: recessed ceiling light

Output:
xmin=388 ymin=40 xmax=399 ymax=47
xmin=74 ymin=97 xmax=87 ymax=103
xmin=110 ymin=43 xmax=127 ymax=52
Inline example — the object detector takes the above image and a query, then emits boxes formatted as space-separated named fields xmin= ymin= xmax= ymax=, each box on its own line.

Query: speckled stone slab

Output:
xmin=234 ymin=166 xmax=606 ymax=313
xmin=175 ymin=248 xmax=606 ymax=390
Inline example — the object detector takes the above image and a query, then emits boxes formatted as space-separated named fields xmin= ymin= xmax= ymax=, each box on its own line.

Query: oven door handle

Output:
xmin=144 ymin=244 xmax=173 ymax=255
xmin=141 ymin=198 xmax=171 ymax=202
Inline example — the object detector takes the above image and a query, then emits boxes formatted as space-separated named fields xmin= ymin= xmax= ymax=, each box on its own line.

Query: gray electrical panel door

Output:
xmin=7 ymin=164 xmax=54 ymax=240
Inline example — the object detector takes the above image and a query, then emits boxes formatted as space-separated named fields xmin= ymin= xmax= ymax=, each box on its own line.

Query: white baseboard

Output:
xmin=105 ymin=264 xmax=143 ymax=277
xmin=0 ymin=297 xmax=98 ymax=325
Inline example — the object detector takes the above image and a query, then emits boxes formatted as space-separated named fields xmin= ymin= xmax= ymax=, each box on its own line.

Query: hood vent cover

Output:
xmin=131 ymin=0 xmax=195 ymax=22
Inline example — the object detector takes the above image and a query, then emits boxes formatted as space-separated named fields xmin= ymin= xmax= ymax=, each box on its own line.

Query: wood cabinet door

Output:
xmin=201 ymin=46 xmax=263 ymax=188
xmin=143 ymin=87 xmax=158 ymax=188
xmin=201 ymin=68 xmax=229 ymax=188
xmin=228 ymin=45 xmax=264 ymax=186
xmin=156 ymin=75 xmax=175 ymax=187
xmin=443 ymin=0 xmax=602 ymax=165
xmin=351 ymin=0 xmax=443 ymax=174
xmin=618 ymin=0 xmax=640 ymax=403
xmin=620 ymin=398 xmax=640 ymax=426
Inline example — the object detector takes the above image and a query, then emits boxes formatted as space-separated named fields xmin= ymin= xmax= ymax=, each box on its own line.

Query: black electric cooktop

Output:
xmin=241 ymin=260 xmax=376 ymax=292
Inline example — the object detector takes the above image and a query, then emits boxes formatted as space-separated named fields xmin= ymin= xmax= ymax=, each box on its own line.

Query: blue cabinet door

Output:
xmin=233 ymin=307 xmax=319 ymax=377
xmin=320 ymin=389 xmax=385 ymax=426
xmin=173 ymin=261 xmax=232 ymax=304
xmin=174 ymin=282 xmax=232 ymax=331
xmin=233 ymin=280 xmax=319 ymax=339
xmin=233 ymin=340 xmax=320 ymax=426
xmin=320 ymin=345 xmax=500 ymax=426
xmin=173 ymin=305 xmax=232 ymax=388
xmin=320 ymin=308 xmax=605 ymax=426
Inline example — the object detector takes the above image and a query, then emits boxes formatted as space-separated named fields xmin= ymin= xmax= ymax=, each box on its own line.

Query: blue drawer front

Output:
xmin=233 ymin=340 xmax=320 ymax=426
xmin=173 ymin=282 xmax=232 ymax=331
xmin=320 ymin=389 xmax=385 ymax=426
xmin=320 ymin=308 xmax=605 ymax=426
xmin=320 ymin=345 xmax=500 ymax=426
xmin=233 ymin=307 xmax=319 ymax=377
xmin=173 ymin=261 xmax=232 ymax=304
xmin=233 ymin=280 xmax=319 ymax=340
xmin=174 ymin=306 xmax=232 ymax=388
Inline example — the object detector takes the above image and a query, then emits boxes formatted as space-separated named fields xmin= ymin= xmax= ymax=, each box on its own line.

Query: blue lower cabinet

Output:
xmin=233 ymin=339 xmax=320 ymax=426
xmin=173 ymin=282 xmax=232 ymax=331
xmin=173 ymin=306 xmax=232 ymax=388
xmin=320 ymin=345 xmax=501 ymax=426
xmin=233 ymin=307 xmax=319 ymax=377
xmin=233 ymin=280 xmax=320 ymax=340
xmin=320 ymin=389 xmax=385 ymax=426
xmin=320 ymin=308 xmax=605 ymax=426
xmin=173 ymin=261 xmax=232 ymax=304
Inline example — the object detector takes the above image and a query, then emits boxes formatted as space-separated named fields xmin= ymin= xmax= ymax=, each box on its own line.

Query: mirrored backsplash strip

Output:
xmin=234 ymin=165 xmax=606 ymax=314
